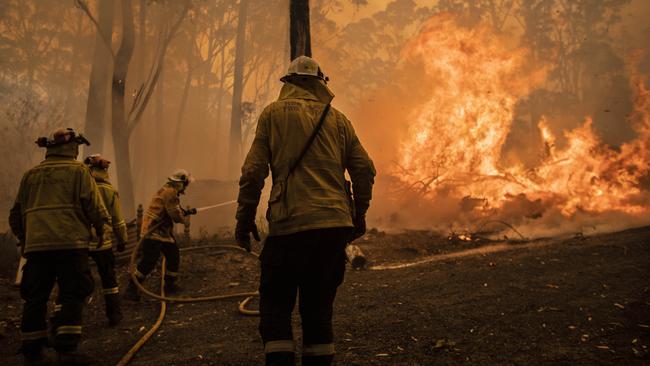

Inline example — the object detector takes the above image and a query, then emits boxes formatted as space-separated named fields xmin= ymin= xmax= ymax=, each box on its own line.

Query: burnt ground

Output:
xmin=1 ymin=226 xmax=649 ymax=365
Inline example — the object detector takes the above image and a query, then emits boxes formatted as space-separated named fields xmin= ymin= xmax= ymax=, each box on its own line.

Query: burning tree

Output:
xmin=395 ymin=13 xmax=650 ymax=227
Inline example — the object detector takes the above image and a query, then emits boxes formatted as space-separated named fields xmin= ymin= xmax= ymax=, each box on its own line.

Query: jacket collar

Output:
xmin=45 ymin=142 xmax=79 ymax=159
xmin=278 ymin=77 xmax=334 ymax=104
xmin=90 ymin=167 xmax=111 ymax=184
xmin=165 ymin=181 xmax=184 ymax=195
xmin=42 ymin=155 xmax=77 ymax=163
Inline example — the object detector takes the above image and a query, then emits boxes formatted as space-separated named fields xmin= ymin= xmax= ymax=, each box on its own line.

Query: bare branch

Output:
xmin=127 ymin=0 xmax=191 ymax=134
xmin=74 ymin=0 xmax=115 ymax=58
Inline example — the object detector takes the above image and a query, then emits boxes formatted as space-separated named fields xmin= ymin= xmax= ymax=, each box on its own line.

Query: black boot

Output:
xmin=56 ymin=350 xmax=95 ymax=366
xmin=23 ymin=352 xmax=51 ymax=366
xmin=164 ymin=279 xmax=182 ymax=295
xmin=105 ymin=294 xmax=123 ymax=326
xmin=265 ymin=352 xmax=296 ymax=366
xmin=302 ymin=355 xmax=334 ymax=366
xmin=21 ymin=341 xmax=51 ymax=366
xmin=123 ymin=279 xmax=141 ymax=301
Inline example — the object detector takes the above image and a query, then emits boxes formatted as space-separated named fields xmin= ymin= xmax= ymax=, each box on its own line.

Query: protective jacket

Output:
xmin=237 ymin=78 xmax=376 ymax=236
xmin=89 ymin=168 xmax=128 ymax=251
xmin=9 ymin=154 xmax=110 ymax=254
xmin=141 ymin=182 xmax=185 ymax=243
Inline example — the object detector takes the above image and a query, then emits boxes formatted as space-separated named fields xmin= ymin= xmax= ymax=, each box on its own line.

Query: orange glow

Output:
xmin=396 ymin=15 xmax=650 ymax=218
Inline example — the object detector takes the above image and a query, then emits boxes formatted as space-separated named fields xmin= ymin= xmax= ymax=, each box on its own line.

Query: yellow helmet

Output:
xmin=280 ymin=56 xmax=329 ymax=83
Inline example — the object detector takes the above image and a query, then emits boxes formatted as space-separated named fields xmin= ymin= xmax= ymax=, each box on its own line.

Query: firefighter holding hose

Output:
xmin=124 ymin=169 xmax=197 ymax=301
xmin=236 ymin=56 xmax=376 ymax=366
xmin=9 ymin=128 xmax=110 ymax=365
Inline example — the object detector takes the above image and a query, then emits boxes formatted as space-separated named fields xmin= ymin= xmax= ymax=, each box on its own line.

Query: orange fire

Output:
xmin=397 ymin=15 xmax=650 ymax=218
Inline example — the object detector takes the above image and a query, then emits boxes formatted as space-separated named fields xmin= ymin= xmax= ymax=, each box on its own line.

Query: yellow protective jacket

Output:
xmin=89 ymin=168 xmax=128 ymax=252
xmin=141 ymin=182 xmax=185 ymax=243
xmin=9 ymin=155 xmax=111 ymax=254
xmin=237 ymin=78 xmax=376 ymax=236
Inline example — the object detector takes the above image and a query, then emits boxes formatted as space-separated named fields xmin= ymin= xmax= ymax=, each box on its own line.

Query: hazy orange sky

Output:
xmin=329 ymin=0 xmax=649 ymax=51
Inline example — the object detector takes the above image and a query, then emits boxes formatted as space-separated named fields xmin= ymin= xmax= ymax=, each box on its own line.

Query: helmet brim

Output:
xmin=280 ymin=73 xmax=326 ymax=83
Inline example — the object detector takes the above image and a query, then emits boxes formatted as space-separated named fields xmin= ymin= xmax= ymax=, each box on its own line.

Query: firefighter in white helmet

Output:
xmin=236 ymin=56 xmax=375 ymax=366
xmin=124 ymin=169 xmax=197 ymax=300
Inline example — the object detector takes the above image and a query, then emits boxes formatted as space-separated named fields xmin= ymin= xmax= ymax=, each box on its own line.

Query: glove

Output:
xmin=352 ymin=214 xmax=366 ymax=240
xmin=235 ymin=220 xmax=260 ymax=252
xmin=182 ymin=207 xmax=198 ymax=216
xmin=352 ymin=204 xmax=368 ymax=241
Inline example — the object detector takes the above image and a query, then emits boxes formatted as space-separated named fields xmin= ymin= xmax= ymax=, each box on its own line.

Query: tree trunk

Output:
xmin=346 ymin=244 xmax=367 ymax=270
xmin=290 ymin=0 xmax=311 ymax=60
xmin=111 ymin=0 xmax=136 ymax=218
xmin=84 ymin=0 xmax=114 ymax=154
xmin=155 ymin=64 xmax=165 ymax=183
xmin=228 ymin=0 xmax=249 ymax=178
xmin=63 ymin=14 xmax=84 ymax=122
xmin=172 ymin=46 xmax=194 ymax=166
xmin=132 ymin=0 xmax=147 ymax=203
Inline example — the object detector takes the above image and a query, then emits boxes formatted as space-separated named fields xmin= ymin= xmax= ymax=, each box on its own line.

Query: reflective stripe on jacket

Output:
xmin=141 ymin=183 xmax=185 ymax=243
xmin=9 ymin=156 xmax=111 ymax=254
xmin=237 ymin=78 xmax=376 ymax=236
xmin=89 ymin=169 xmax=128 ymax=251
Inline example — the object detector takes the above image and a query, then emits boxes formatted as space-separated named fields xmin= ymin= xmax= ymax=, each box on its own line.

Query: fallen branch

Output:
xmin=475 ymin=220 xmax=527 ymax=241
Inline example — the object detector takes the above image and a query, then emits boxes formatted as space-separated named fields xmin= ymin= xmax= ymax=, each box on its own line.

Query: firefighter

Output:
xmin=9 ymin=128 xmax=110 ymax=365
xmin=53 ymin=155 xmax=127 ymax=328
xmin=236 ymin=56 xmax=376 ymax=366
xmin=123 ymin=169 xmax=197 ymax=300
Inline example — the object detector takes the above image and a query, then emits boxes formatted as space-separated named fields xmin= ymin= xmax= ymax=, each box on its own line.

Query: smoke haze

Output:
xmin=1 ymin=0 xmax=649 ymax=238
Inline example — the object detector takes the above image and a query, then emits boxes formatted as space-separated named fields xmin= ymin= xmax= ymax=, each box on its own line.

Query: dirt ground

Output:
xmin=1 ymin=226 xmax=649 ymax=365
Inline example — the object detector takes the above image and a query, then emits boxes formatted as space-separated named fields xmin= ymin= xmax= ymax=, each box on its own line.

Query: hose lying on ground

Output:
xmin=117 ymin=222 xmax=260 ymax=365
xmin=126 ymin=220 xmax=260 ymax=308
xmin=128 ymin=238 xmax=260 ymax=306
xmin=115 ymin=258 xmax=168 ymax=366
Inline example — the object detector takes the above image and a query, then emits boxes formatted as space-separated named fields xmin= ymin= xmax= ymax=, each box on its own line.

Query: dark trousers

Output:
xmin=20 ymin=250 xmax=94 ymax=354
xmin=259 ymin=228 xmax=350 ymax=366
xmin=54 ymin=250 xmax=121 ymax=323
xmin=90 ymin=250 xmax=121 ymax=321
xmin=135 ymin=238 xmax=180 ymax=283
xmin=90 ymin=249 xmax=118 ymax=293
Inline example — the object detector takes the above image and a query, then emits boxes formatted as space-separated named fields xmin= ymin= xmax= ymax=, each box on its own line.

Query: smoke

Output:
xmin=352 ymin=13 xmax=650 ymax=238
xmin=2 ymin=1 xmax=648 ymax=238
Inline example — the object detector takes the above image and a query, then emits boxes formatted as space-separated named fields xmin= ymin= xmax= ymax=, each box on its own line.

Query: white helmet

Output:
xmin=168 ymin=169 xmax=194 ymax=184
xmin=280 ymin=56 xmax=328 ymax=83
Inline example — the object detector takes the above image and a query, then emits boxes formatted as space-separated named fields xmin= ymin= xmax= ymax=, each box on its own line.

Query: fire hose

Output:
xmin=116 ymin=203 xmax=260 ymax=366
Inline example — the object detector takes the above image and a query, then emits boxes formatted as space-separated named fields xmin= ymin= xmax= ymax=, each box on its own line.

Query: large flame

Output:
xmin=397 ymin=15 xmax=650 ymax=220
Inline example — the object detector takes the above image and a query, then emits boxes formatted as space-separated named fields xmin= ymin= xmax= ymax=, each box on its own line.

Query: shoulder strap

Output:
xmin=287 ymin=103 xmax=331 ymax=178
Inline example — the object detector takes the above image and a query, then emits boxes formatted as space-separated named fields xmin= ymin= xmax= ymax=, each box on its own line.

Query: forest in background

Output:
xmin=1 ymin=0 xmax=648 ymax=230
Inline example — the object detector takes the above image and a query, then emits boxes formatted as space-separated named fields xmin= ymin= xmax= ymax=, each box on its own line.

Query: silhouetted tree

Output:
xmin=228 ymin=0 xmax=249 ymax=178
xmin=290 ymin=0 xmax=311 ymax=59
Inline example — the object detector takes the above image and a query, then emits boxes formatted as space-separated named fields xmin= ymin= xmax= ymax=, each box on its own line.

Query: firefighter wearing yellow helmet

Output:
xmin=9 ymin=128 xmax=111 ymax=365
xmin=236 ymin=56 xmax=376 ymax=366
xmin=124 ymin=169 xmax=197 ymax=300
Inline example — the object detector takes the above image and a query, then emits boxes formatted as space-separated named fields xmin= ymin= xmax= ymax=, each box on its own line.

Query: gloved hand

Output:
xmin=352 ymin=213 xmax=366 ymax=240
xmin=352 ymin=204 xmax=368 ymax=241
xmin=182 ymin=207 xmax=198 ymax=216
xmin=235 ymin=220 xmax=260 ymax=252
